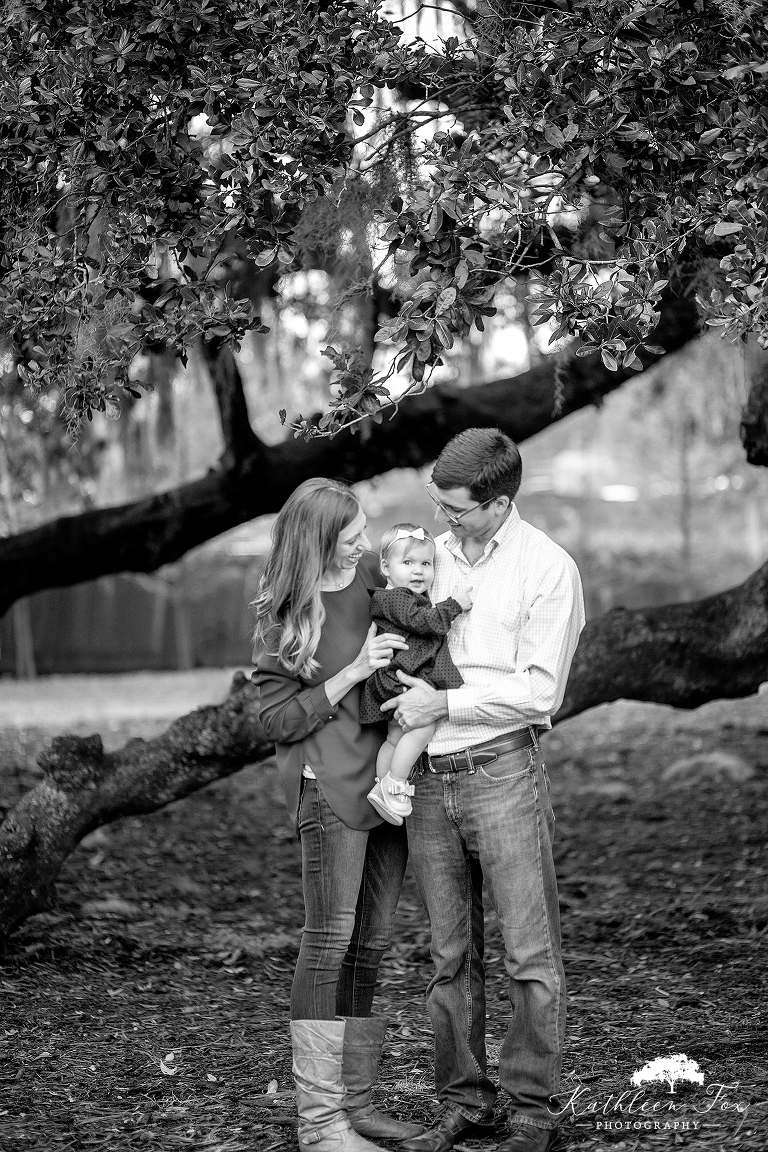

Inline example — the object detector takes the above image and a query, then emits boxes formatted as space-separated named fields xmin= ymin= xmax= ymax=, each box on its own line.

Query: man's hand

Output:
xmin=380 ymin=672 xmax=449 ymax=732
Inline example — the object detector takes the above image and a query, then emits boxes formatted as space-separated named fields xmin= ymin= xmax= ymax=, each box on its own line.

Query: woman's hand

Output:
xmin=323 ymin=624 xmax=408 ymax=707
xmin=348 ymin=622 xmax=409 ymax=682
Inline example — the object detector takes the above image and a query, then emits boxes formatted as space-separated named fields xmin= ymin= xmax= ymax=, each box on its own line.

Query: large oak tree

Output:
xmin=1 ymin=0 xmax=767 ymax=939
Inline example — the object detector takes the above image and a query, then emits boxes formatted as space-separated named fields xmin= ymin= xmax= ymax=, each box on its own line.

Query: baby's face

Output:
xmin=383 ymin=540 xmax=435 ymax=594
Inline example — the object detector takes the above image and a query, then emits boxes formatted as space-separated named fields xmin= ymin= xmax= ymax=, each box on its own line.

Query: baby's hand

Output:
xmin=452 ymin=588 xmax=472 ymax=611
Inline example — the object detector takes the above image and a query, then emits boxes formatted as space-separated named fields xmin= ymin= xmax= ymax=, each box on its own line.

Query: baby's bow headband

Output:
xmin=394 ymin=527 xmax=427 ymax=542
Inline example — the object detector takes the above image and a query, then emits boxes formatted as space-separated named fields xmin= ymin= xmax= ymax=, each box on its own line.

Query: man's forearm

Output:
xmin=427 ymin=689 xmax=449 ymax=725
xmin=445 ymin=672 xmax=553 ymax=729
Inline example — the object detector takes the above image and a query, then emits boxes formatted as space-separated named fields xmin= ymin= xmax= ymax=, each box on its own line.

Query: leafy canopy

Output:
xmin=1 ymin=0 xmax=766 ymax=434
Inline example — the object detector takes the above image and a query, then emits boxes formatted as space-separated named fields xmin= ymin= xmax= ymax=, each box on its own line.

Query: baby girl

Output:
xmin=359 ymin=523 xmax=471 ymax=823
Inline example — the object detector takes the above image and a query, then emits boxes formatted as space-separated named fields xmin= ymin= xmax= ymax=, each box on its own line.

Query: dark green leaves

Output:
xmin=2 ymin=0 xmax=766 ymax=436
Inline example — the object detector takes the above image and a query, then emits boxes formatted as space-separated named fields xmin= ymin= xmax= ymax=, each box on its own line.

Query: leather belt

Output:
xmin=427 ymin=727 xmax=541 ymax=774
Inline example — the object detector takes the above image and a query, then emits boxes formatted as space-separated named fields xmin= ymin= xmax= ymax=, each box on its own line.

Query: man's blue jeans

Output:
xmin=408 ymin=744 xmax=565 ymax=1131
xmin=291 ymin=778 xmax=409 ymax=1020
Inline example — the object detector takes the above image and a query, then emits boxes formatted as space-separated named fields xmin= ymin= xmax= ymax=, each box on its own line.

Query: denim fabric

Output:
xmin=407 ymin=745 xmax=565 ymax=1130
xmin=291 ymin=778 xmax=409 ymax=1020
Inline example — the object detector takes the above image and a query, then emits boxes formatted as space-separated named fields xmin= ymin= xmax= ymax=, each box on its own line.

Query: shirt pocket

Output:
xmin=470 ymin=580 xmax=522 ymax=662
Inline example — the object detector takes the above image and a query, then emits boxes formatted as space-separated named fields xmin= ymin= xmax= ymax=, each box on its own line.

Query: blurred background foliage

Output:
xmin=2 ymin=291 xmax=766 ymax=675
xmin=1 ymin=0 xmax=767 ymax=675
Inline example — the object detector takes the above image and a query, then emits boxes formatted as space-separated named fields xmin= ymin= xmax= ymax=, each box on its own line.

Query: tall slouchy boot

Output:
xmin=342 ymin=1017 xmax=424 ymax=1141
xmin=291 ymin=1019 xmax=387 ymax=1152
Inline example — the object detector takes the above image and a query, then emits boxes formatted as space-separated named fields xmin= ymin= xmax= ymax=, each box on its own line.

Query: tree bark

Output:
xmin=201 ymin=340 xmax=261 ymax=469
xmin=556 ymin=557 xmax=768 ymax=721
xmin=0 ymin=297 xmax=700 ymax=618
xmin=2 ymin=555 xmax=767 ymax=944
xmin=0 ymin=672 xmax=270 ymax=943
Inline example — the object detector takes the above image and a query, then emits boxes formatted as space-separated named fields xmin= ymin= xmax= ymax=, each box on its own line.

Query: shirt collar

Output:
xmin=445 ymin=503 xmax=522 ymax=561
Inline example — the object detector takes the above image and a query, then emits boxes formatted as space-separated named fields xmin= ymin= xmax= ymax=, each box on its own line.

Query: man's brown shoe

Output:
xmin=496 ymin=1126 xmax=559 ymax=1152
xmin=399 ymin=1110 xmax=492 ymax=1152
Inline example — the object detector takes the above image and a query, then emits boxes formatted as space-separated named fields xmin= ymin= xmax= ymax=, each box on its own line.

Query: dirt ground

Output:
xmin=1 ymin=676 xmax=767 ymax=1152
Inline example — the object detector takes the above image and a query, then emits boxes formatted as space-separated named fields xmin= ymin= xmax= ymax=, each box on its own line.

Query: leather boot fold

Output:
xmin=497 ymin=1125 xmax=559 ymax=1152
xmin=399 ymin=1110 xmax=490 ymax=1152
xmin=341 ymin=1016 xmax=424 ymax=1140
xmin=290 ymin=1019 xmax=387 ymax=1152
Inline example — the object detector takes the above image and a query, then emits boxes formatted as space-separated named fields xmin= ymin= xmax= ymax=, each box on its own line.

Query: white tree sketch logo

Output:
xmin=631 ymin=1054 xmax=705 ymax=1094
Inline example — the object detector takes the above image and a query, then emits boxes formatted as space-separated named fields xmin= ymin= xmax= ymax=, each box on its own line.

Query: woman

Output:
xmin=252 ymin=478 xmax=424 ymax=1152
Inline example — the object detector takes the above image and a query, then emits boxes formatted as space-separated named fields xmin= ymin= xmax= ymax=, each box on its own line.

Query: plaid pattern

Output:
xmin=428 ymin=505 xmax=585 ymax=756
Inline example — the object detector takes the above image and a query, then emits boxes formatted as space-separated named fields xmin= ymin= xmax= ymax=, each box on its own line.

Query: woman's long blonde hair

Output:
xmin=252 ymin=478 xmax=361 ymax=679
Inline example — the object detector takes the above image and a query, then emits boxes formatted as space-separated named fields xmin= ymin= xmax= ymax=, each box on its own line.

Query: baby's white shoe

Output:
xmin=367 ymin=773 xmax=415 ymax=824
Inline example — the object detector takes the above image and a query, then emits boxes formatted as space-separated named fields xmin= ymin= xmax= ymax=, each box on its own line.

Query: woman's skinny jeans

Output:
xmin=290 ymin=778 xmax=408 ymax=1020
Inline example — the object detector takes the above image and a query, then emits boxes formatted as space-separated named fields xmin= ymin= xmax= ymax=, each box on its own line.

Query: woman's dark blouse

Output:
xmin=359 ymin=588 xmax=465 ymax=724
xmin=252 ymin=552 xmax=386 ymax=831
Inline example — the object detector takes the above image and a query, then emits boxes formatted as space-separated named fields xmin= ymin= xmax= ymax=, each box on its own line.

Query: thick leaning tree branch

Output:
xmin=556 ymin=558 xmax=768 ymax=722
xmin=2 ymin=554 xmax=767 ymax=943
xmin=0 ymin=672 xmax=270 ymax=945
xmin=0 ymin=297 xmax=699 ymax=617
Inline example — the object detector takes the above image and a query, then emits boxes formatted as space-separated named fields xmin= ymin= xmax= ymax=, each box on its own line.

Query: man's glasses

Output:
xmin=425 ymin=483 xmax=496 ymax=524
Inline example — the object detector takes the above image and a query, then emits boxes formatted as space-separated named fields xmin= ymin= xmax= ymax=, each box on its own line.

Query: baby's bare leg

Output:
xmin=389 ymin=722 xmax=436 ymax=782
xmin=376 ymin=722 xmax=402 ymax=780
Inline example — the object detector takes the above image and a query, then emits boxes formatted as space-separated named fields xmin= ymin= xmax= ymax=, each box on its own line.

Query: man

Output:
xmin=381 ymin=428 xmax=584 ymax=1152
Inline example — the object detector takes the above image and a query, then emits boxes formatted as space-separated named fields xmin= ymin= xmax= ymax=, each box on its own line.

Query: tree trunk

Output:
xmin=0 ymin=297 xmax=700 ymax=619
xmin=2 ymin=555 xmax=767 ymax=944
xmin=12 ymin=599 xmax=37 ymax=679
xmin=679 ymin=411 xmax=693 ymax=595
xmin=0 ymin=426 xmax=37 ymax=677
xmin=742 ymin=363 xmax=768 ymax=467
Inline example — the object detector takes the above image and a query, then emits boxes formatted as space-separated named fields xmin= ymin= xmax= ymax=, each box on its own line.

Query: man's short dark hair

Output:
xmin=432 ymin=428 xmax=522 ymax=503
